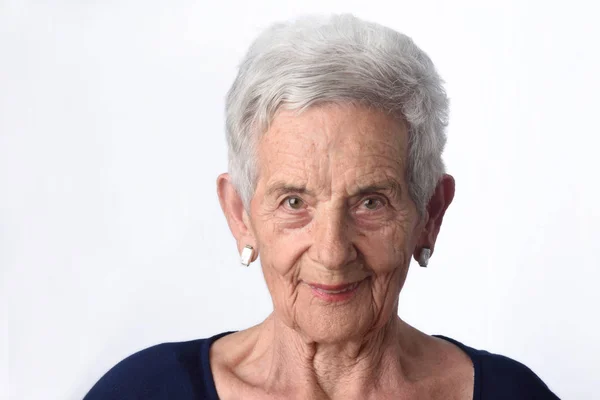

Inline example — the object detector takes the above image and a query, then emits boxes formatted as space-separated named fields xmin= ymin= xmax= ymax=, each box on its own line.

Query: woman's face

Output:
xmin=248 ymin=103 xmax=424 ymax=342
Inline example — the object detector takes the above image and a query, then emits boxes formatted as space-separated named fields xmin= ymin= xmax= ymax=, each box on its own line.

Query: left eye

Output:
xmin=362 ymin=198 xmax=383 ymax=210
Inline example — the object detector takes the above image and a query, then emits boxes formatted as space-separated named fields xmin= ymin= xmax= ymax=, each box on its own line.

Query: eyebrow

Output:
xmin=265 ymin=182 xmax=315 ymax=198
xmin=265 ymin=180 xmax=402 ymax=199
xmin=354 ymin=180 xmax=402 ymax=199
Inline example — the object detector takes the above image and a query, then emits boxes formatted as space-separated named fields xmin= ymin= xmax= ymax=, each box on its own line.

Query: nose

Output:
xmin=309 ymin=206 xmax=357 ymax=270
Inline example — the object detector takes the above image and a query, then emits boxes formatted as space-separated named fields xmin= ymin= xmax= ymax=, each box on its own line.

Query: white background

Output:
xmin=1 ymin=1 xmax=599 ymax=399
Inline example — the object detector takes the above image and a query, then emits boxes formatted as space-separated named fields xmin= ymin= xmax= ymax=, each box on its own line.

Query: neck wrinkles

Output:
xmin=242 ymin=314 xmax=418 ymax=398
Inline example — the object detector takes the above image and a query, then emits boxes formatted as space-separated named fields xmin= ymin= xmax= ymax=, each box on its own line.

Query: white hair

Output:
xmin=225 ymin=14 xmax=449 ymax=214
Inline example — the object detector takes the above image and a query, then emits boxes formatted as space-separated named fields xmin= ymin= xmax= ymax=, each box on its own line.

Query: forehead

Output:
xmin=257 ymin=104 xmax=409 ymax=189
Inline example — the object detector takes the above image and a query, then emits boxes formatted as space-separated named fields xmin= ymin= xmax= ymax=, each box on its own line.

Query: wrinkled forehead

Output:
xmin=256 ymin=104 xmax=410 ymax=190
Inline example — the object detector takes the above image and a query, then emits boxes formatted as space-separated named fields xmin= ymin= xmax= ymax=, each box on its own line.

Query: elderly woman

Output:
xmin=85 ymin=14 xmax=559 ymax=400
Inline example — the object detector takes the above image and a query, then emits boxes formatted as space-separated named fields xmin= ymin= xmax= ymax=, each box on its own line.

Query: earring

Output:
xmin=418 ymin=247 xmax=431 ymax=268
xmin=240 ymin=245 xmax=254 ymax=267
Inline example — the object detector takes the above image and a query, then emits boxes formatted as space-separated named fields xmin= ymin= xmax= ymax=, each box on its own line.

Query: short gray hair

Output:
xmin=225 ymin=14 xmax=449 ymax=214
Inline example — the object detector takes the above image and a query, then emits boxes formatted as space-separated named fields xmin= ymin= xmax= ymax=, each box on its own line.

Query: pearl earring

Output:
xmin=240 ymin=245 xmax=254 ymax=267
xmin=418 ymin=247 xmax=431 ymax=268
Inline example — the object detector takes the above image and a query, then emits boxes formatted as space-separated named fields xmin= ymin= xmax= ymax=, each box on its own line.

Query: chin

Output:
xmin=296 ymin=304 xmax=375 ymax=344
xmin=302 ymin=323 xmax=365 ymax=344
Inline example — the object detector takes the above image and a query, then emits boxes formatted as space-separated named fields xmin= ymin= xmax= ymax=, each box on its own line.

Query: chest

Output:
xmin=212 ymin=366 xmax=474 ymax=400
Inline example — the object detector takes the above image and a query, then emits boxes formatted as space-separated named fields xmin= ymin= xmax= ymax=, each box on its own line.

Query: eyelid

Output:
xmin=355 ymin=195 xmax=387 ymax=211
xmin=279 ymin=194 xmax=303 ymax=203
xmin=357 ymin=192 xmax=387 ymax=202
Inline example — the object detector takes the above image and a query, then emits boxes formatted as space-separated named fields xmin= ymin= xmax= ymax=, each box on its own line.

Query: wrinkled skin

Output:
xmin=216 ymin=103 xmax=465 ymax=399
xmin=252 ymin=103 xmax=420 ymax=342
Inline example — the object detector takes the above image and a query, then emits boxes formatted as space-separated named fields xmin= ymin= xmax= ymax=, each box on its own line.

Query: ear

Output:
xmin=217 ymin=173 xmax=259 ymax=261
xmin=413 ymin=174 xmax=455 ymax=261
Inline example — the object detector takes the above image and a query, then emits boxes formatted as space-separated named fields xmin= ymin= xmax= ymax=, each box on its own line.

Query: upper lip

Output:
xmin=305 ymin=280 xmax=362 ymax=290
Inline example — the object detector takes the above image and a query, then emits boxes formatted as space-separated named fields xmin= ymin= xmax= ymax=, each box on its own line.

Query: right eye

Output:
xmin=283 ymin=196 xmax=305 ymax=210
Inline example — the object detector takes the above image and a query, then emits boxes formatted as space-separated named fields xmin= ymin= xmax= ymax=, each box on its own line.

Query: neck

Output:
xmin=241 ymin=313 xmax=421 ymax=398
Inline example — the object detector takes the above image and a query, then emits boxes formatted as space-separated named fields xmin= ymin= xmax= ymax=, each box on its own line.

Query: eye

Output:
xmin=284 ymin=196 xmax=305 ymax=210
xmin=362 ymin=198 xmax=384 ymax=210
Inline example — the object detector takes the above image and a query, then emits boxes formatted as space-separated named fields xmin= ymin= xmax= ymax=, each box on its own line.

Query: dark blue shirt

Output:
xmin=84 ymin=332 xmax=560 ymax=399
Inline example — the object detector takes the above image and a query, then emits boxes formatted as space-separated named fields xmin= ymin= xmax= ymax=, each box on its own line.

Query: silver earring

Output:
xmin=240 ymin=245 xmax=254 ymax=267
xmin=418 ymin=247 xmax=431 ymax=268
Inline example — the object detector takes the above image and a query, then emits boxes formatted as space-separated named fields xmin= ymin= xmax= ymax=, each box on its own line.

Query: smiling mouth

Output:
xmin=308 ymin=281 xmax=361 ymax=294
xmin=305 ymin=279 xmax=365 ymax=301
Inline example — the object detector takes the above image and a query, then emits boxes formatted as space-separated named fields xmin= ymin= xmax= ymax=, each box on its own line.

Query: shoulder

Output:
xmin=84 ymin=332 xmax=233 ymax=400
xmin=435 ymin=335 xmax=560 ymax=400
xmin=476 ymin=350 xmax=559 ymax=399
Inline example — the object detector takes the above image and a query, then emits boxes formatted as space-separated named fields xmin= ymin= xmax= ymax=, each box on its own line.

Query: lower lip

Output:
xmin=308 ymin=280 xmax=363 ymax=302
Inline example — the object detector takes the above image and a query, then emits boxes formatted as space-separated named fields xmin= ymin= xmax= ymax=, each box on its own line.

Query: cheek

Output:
xmin=361 ymin=220 xmax=414 ymax=269
xmin=254 ymin=228 xmax=307 ymax=312
xmin=258 ymin=227 xmax=306 ymax=275
xmin=358 ymin=220 xmax=416 ymax=298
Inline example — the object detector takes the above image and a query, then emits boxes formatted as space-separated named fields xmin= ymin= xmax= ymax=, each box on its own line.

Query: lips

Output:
xmin=305 ymin=279 xmax=364 ymax=302
xmin=308 ymin=281 xmax=361 ymax=294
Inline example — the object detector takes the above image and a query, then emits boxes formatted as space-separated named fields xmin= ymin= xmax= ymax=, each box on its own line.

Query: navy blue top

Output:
xmin=84 ymin=332 xmax=560 ymax=399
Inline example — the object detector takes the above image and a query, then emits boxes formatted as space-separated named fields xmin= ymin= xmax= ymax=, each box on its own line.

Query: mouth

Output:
xmin=305 ymin=279 xmax=365 ymax=302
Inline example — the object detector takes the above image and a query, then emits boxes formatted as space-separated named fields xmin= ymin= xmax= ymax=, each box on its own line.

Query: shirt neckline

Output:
xmin=201 ymin=331 xmax=235 ymax=400
xmin=433 ymin=334 xmax=481 ymax=400
xmin=202 ymin=332 xmax=481 ymax=400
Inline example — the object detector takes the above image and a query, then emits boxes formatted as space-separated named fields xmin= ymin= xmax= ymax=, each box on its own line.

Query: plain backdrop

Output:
xmin=2 ymin=1 xmax=599 ymax=399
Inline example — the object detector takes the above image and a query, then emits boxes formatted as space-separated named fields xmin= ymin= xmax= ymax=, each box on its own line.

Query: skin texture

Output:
xmin=215 ymin=103 xmax=470 ymax=399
